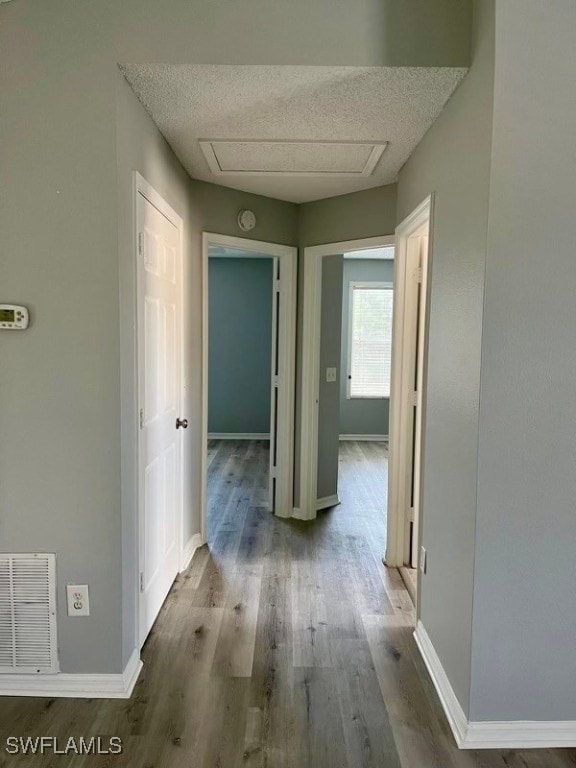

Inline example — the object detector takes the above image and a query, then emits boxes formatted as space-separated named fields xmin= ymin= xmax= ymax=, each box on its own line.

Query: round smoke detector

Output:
xmin=238 ymin=209 xmax=256 ymax=232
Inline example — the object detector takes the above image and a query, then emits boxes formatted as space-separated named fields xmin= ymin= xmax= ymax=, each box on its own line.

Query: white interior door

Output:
xmin=137 ymin=190 xmax=182 ymax=646
xmin=268 ymin=257 xmax=280 ymax=512
xmin=387 ymin=196 xmax=431 ymax=568
xmin=403 ymin=228 xmax=428 ymax=568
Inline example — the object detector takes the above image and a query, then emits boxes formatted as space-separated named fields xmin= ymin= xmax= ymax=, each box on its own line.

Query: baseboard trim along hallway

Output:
xmin=0 ymin=649 xmax=142 ymax=699
xmin=181 ymin=532 xmax=203 ymax=572
xmin=316 ymin=494 xmax=341 ymax=511
xmin=414 ymin=620 xmax=576 ymax=750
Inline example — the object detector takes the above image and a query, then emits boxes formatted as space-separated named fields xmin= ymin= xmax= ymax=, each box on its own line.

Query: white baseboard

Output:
xmin=414 ymin=620 xmax=576 ymax=749
xmin=208 ymin=433 xmax=270 ymax=440
xmin=339 ymin=434 xmax=388 ymax=442
xmin=399 ymin=566 xmax=417 ymax=605
xmin=291 ymin=499 xmax=340 ymax=518
xmin=316 ymin=494 xmax=341 ymax=511
xmin=464 ymin=720 xmax=576 ymax=750
xmin=181 ymin=532 xmax=203 ymax=572
xmin=413 ymin=621 xmax=469 ymax=746
xmin=0 ymin=648 xmax=142 ymax=699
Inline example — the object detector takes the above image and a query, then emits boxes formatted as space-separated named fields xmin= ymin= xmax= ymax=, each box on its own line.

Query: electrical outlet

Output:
xmin=420 ymin=547 xmax=427 ymax=574
xmin=326 ymin=367 xmax=337 ymax=383
xmin=67 ymin=585 xmax=90 ymax=616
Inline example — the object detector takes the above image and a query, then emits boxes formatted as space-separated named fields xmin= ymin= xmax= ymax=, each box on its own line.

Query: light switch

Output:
xmin=326 ymin=367 xmax=337 ymax=383
xmin=420 ymin=547 xmax=427 ymax=574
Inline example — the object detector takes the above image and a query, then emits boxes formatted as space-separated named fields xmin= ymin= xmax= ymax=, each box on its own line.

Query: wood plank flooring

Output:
xmin=0 ymin=440 xmax=574 ymax=767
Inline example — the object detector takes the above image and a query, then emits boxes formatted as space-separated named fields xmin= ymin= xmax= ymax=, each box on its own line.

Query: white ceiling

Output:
xmin=120 ymin=64 xmax=467 ymax=204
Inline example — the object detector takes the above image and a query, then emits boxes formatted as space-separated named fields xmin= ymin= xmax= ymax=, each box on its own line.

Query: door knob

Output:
xmin=176 ymin=417 xmax=188 ymax=429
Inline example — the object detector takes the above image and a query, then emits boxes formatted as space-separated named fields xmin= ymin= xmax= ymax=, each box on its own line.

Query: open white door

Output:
xmin=404 ymin=229 xmax=429 ymax=567
xmin=268 ymin=257 xmax=280 ymax=511
xmin=387 ymin=196 xmax=432 ymax=571
xmin=136 ymin=186 xmax=183 ymax=647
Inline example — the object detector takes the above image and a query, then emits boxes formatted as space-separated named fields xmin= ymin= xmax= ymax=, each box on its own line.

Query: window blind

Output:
xmin=349 ymin=285 xmax=393 ymax=398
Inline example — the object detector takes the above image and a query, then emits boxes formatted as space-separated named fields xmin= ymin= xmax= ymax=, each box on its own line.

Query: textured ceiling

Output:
xmin=120 ymin=64 xmax=467 ymax=203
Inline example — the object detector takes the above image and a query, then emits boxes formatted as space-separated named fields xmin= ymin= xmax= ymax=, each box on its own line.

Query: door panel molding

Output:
xmin=135 ymin=172 xmax=185 ymax=649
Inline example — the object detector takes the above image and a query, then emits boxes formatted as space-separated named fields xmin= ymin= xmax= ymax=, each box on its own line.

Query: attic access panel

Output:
xmin=199 ymin=139 xmax=388 ymax=178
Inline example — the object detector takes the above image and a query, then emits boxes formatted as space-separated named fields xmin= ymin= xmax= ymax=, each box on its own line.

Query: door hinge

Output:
xmin=414 ymin=266 xmax=423 ymax=283
xmin=139 ymin=408 xmax=144 ymax=429
xmin=139 ymin=572 xmax=145 ymax=592
xmin=409 ymin=506 xmax=415 ymax=522
xmin=138 ymin=232 xmax=144 ymax=256
xmin=274 ymin=278 xmax=280 ymax=293
xmin=413 ymin=390 xmax=418 ymax=406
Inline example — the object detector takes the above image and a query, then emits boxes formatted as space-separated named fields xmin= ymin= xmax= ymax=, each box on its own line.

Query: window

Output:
xmin=347 ymin=282 xmax=393 ymax=399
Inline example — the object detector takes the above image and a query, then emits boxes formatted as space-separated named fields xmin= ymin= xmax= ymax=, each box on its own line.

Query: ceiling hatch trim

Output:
xmin=199 ymin=139 xmax=388 ymax=178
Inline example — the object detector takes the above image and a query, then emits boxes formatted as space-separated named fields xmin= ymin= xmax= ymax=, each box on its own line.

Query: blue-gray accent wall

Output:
xmin=339 ymin=258 xmax=394 ymax=436
xmin=208 ymin=257 xmax=273 ymax=434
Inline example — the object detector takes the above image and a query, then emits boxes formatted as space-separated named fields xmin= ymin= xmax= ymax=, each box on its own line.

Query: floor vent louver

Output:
xmin=0 ymin=554 xmax=58 ymax=674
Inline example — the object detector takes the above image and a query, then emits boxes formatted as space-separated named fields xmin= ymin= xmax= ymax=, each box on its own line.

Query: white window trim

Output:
xmin=346 ymin=281 xmax=394 ymax=401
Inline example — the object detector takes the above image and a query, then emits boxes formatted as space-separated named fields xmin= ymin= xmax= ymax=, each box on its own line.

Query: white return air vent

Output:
xmin=0 ymin=554 xmax=58 ymax=674
xmin=199 ymin=139 xmax=388 ymax=178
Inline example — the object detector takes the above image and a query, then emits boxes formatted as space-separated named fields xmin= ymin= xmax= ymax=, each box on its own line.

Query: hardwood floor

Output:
xmin=0 ymin=439 xmax=574 ymax=767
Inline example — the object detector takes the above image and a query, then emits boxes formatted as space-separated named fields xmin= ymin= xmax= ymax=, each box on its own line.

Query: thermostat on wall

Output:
xmin=0 ymin=304 xmax=29 ymax=329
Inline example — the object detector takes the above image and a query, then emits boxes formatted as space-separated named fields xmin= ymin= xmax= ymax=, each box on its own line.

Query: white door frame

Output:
xmin=298 ymin=235 xmax=395 ymax=521
xmin=200 ymin=233 xmax=297 ymax=541
xmin=385 ymin=195 xmax=433 ymax=569
xmin=134 ymin=172 xmax=186 ymax=648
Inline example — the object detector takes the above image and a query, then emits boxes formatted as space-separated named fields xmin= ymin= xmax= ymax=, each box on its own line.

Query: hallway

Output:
xmin=0 ymin=442 xmax=574 ymax=766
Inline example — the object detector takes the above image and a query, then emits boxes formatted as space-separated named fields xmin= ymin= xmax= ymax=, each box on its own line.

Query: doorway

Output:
xmin=386 ymin=196 xmax=432 ymax=605
xmin=299 ymin=235 xmax=395 ymax=522
xmin=200 ymin=234 xmax=297 ymax=541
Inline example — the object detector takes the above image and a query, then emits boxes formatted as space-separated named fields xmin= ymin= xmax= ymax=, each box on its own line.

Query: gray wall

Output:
xmin=317 ymin=256 xmax=344 ymax=501
xmin=396 ymin=0 xmax=495 ymax=716
xmin=117 ymin=74 xmax=298 ymax=669
xmin=470 ymin=0 xmax=576 ymax=722
xmin=113 ymin=0 xmax=472 ymax=68
xmin=398 ymin=0 xmax=576 ymax=725
xmin=339 ymin=259 xmax=394 ymax=437
xmin=117 ymin=72 xmax=196 ymax=670
xmin=0 ymin=65 xmax=298 ymax=675
xmin=208 ymin=258 xmax=273 ymax=434
xmin=299 ymin=185 xmax=398 ymax=248
xmin=0 ymin=0 xmax=470 ymax=677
